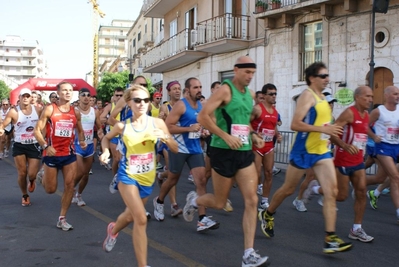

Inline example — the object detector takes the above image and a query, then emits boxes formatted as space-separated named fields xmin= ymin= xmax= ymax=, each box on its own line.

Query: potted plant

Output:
xmin=255 ymin=0 xmax=268 ymax=13
xmin=272 ymin=0 xmax=281 ymax=9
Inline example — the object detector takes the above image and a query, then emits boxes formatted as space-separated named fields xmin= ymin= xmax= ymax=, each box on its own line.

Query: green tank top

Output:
xmin=210 ymin=79 xmax=253 ymax=151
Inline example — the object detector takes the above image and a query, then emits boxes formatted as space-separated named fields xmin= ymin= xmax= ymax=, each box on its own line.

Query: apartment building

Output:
xmin=98 ymin=19 xmax=134 ymax=73
xmin=141 ymin=0 xmax=399 ymax=132
xmin=0 ymin=35 xmax=47 ymax=87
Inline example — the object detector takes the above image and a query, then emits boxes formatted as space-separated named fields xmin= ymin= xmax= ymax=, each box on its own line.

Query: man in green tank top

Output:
xmin=182 ymin=56 xmax=268 ymax=267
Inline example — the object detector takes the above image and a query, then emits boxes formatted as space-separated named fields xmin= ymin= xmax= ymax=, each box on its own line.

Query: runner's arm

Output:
xmin=108 ymin=98 xmax=126 ymax=126
xmin=154 ymin=118 xmax=178 ymax=153
xmin=165 ymin=101 xmax=196 ymax=134
xmin=34 ymin=104 xmax=53 ymax=147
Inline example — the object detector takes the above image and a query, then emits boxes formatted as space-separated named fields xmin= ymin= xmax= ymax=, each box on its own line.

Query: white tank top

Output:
xmin=78 ymin=107 xmax=96 ymax=145
xmin=374 ymin=105 xmax=399 ymax=144
xmin=14 ymin=105 xmax=39 ymax=144
xmin=1 ymin=108 xmax=12 ymax=131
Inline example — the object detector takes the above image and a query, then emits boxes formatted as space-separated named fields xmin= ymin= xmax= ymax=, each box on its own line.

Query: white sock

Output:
xmin=261 ymin=197 xmax=269 ymax=203
xmin=374 ymin=188 xmax=381 ymax=197
xmin=244 ymin=248 xmax=254 ymax=258
xmin=313 ymin=186 xmax=321 ymax=195
xmin=352 ymin=224 xmax=361 ymax=231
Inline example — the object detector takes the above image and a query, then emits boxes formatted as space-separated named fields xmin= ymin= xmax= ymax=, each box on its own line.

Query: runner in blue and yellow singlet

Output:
xmin=99 ymin=84 xmax=177 ymax=267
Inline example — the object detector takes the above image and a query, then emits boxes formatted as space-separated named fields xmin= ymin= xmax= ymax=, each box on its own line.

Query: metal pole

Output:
xmin=369 ymin=8 xmax=375 ymax=92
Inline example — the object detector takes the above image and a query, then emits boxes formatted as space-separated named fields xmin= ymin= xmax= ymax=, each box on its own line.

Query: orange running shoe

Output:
xmin=28 ymin=179 xmax=36 ymax=193
xmin=22 ymin=195 xmax=31 ymax=207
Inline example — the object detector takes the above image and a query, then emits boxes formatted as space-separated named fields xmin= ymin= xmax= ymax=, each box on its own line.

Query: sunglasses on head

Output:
xmin=315 ymin=74 xmax=329 ymax=79
xmin=132 ymin=98 xmax=150 ymax=104
xmin=80 ymin=93 xmax=91 ymax=97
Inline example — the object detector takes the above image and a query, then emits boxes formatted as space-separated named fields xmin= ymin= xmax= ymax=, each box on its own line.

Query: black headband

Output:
xmin=234 ymin=63 xmax=257 ymax=69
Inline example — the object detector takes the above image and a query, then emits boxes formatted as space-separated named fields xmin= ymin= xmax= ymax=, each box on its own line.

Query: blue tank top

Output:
xmin=173 ymin=98 xmax=203 ymax=154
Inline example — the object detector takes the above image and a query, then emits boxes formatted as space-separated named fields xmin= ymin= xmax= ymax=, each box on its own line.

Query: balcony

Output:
xmin=21 ymin=51 xmax=36 ymax=58
xmin=142 ymin=34 xmax=154 ymax=47
xmin=143 ymin=0 xmax=184 ymax=18
xmin=195 ymin=13 xmax=250 ymax=54
xmin=142 ymin=28 xmax=207 ymax=73
xmin=254 ymin=0 xmax=351 ymax=28
xmin=154 ymin=29 xmax=164 ymax=46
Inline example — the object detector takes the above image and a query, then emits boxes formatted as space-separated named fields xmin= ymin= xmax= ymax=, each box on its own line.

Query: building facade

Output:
xmin=140 ymin=0 xmax=399 ymax=132
xmin=0 ymin=35 xmax=47 ymax=87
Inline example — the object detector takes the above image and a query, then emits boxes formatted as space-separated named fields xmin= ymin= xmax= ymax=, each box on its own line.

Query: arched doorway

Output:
xmin=367 ymin=67 xmax=394 ymax=105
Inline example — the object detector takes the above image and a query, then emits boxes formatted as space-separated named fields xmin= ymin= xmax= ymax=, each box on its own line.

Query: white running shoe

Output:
xmin=56 ymin=218 xmax=73 ymax=231
xmin=103 ymin=222 xmax=118 ymax=252
xmin=303 ymin=179 xmax=319 ymax=203
xmin=183 ymin=191 xmax=198 ymax=222
xmin=171 ymin=204 xmax=183 ymax=217
xmin=348 ymin=228 xmax=374 ymax=243
xmin=187 ymin=174 xmax=194 ymax=183
xmin=197 ymin=216 xmax=220 ymax=232
xmin=242 ymin=250 xmax=268 ymax=267
xmin=258 ymin=200 xmax=269 ymax=211
xmin=153 ymin=197 xmax=165 ymax=221
xmin=293 ymin=198 xmax=307 ymax=212
xmin=77 ymin=195 xmax=86 ymax=206
xmin=109 ymin=174 xmax=118 ymax=194
xmin=257 ymin=184 xmax=263 ymax=196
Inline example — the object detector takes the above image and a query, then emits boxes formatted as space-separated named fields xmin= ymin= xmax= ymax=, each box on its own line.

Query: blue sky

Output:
xmin=0 ymin=0 xmax=141 ymax=79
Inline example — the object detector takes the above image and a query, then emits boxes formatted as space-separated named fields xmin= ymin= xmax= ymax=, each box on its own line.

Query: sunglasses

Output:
xmin=139 ymin=83 xmax=148 ymax=88
xmin=115 ymin=94 xmax=123 ymax=97
xmin=155 ymin=98 xmax=161 ymax=100
xmin=80 ymin=93 xmax=91 ymax=97
xmin=266 ymin=93 xmax=277 ymax=96
xmin=50 ymin=96 xmax=57 ymax=98
xmin=132 ymin=98 xmax=150 ymax=104
xmin=2 ymin=103 xmax=9 ymax=105
xmin=315 ymin=74 xmax=329 ymax=79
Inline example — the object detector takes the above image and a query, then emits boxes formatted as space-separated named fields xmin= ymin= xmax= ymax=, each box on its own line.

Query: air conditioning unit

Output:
xmin=190 ymin=29 xmax=197 ymax=47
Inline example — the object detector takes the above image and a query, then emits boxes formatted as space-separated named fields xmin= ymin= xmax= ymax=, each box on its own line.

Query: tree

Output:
xmin=0 ymin=80 xmax=11 ymax=101
xmin=96 ymin=71 xmax=129 ymax=101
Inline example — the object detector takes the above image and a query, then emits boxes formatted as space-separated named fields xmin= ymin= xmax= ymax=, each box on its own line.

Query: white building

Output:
xmin=140 ymin=0 xmax=399 ymax=132
xmin=0 ymin=35 xmax=47 ymax=87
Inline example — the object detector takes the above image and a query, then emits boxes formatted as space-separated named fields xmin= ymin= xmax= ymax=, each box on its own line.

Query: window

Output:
xmin=105 ymin=38 xmax=110 ymax=45
xmin=300 ymin=21 xmax=323 ymax=81
xmin=133 ymin=39 xmax=136 ymax=47
xmin=145 ymin=24 xmax=147 ymax=33
xmin=138 ymin=32 xmax=141 ymax=41
xmin=220 ymin=70 xmax=234 ymax=81
xmin=6 ymin=58 xmax=8 ymax=62
xmin=120 ymin=30 xmax=123 ymax=35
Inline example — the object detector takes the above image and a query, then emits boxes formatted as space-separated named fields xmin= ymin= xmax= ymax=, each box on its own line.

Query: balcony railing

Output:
xmin=299 ymin=50 xmax=322 ymax=81
xmin=143 ymin=28 xmax=193 ymax=68
xmin=154 ymin=29 xmax=164 ymax=46
xmin=196 ymin=13 xmax=250 ymax=45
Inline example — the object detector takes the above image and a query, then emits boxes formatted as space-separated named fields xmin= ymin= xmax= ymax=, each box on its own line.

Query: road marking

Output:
xmin=3 ymin=157 xmax=206 ymax=267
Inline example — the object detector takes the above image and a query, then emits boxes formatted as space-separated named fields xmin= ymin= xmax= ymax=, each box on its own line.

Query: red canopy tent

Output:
xmin=10 ymin=78 xmax=96 ymax=105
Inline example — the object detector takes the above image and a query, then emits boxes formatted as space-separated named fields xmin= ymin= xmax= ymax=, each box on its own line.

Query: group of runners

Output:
xmin=1 ymin=56 xmax=399 ymax=267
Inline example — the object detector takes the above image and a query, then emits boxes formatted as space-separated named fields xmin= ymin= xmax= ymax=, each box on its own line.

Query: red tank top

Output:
xmin=250 ymin=104 xmax=278 ymax=142
xmin=334 ymin=106 xmax=369 ymax=167
xmin=45 ymin=103 xmax=77 ymax=157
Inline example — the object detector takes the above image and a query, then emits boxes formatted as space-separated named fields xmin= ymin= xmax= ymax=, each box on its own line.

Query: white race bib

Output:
xmin=386 ymin=127 xmax=399 ymax=141
xmin=20 ymin=133 xmax=35 ymax=144
xmin=129 ymin=152 xmax=154 ymax=174
xmin=353 ymin=133 xmax=367 ymax=150
xmin=231 ymin=124 xmax=250 ymax=145
xmin=188 ymin=124 xmax=201 ymax=139
xmin=262 ymin=129 xmax=275 ymax=142
xmin=84 ymin=129 xmax=94 ymax=141
xmin=55 ymin=122 xmax=73 ymax=137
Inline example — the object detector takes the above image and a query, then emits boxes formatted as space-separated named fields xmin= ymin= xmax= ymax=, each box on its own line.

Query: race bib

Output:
xmin=84 ymin=129 xmax=94 ymax=141
xmin=321 ymin=122 xmax=330 ymax=140
xmin=129 ymin=152 xmax=154 ymax=174
xmin=55 ymin=122 xmax=74 ymax=137
xmin=386 ymin=127 xmax=399 ymax=141
xmin=20 ymin=133 xmax=35 ymax=144
xmin=353 ymin=133 xmax=367 ymax=150
xmin=231 ymin=124 xmax=250 ymax=145
xmin=262 ymin=129 xmax=275 ymax=142
xmin=188 ymin=124 xmax=201 ymax=139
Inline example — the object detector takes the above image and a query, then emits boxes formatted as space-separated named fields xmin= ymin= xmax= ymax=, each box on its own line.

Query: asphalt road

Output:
xmin=1 ymin=155 xmax=398 ymax=267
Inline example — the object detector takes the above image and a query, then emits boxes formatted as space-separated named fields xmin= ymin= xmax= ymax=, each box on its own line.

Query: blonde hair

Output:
xmin=123 ymin=84 xmax=150 ymax=103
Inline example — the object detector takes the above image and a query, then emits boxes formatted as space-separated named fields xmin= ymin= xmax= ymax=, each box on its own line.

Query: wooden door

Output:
xmin=372 ymin=67 xmax=393 ymax=105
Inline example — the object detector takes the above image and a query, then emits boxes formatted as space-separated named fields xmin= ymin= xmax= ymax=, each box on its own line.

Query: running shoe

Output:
xmin=348 ymin=228 xmax=374 ymax=243
xmin=171 ymin=204 xmax=183 ymax=217
xmin=223 ymin=199 xmax=234 ymax=212
xmin=367 ymin=190 xmax=378 ymax=209
xmin=242 ymin=250 xmax=268 ymax=267
xmin=71 ymin=194 xmax=78 ymax=204
xmin=318 ymin=196 xmax=339 ymax=211
xmin=156 ymin=172 xmax=165 ymax=188
xmin=28 ymin=179 xmax=36 ymax=193
xmin=36 ymin=168 xmax=44 ymax=184
xmin=257 ymin=184 xmax=263 ymax=196
xmin=156 ymin=162 xmax=163 ymax=170
xmin=89 ymin=169 xmax=93 ymax=175
xmin=323 ymin=235 xmax=352 ymax=253
xmin=103 ymin=222 xmax=118 ymax=252
xmin=4 ymin=149 xmax=9 ymax=158
xmin=258 ymin=200 xmax=269 ymax=211
xmin=56 ymin=218 xmax=73 ymax=231
xmin=183 ymin=191 xmax=198 ymax=222
xmin=22 ymin=194 xmax=31 ymax=207
xmin=146 ymin=211 xmax=152 ymax=220
xmin=77 ymin=195 xmax=86 ymax=206
xmin=109 ymin=174 xmax=118 ymax=194
xmin=382 ymin=188 xmax=390 ymax=195
xmin=272 ymin=167 xmax=281 ymax=176
xmin=187 ymin=174 xmax=194 ymax=183
xmin=153 ymin=197 xmax=165 ymax=221
xmin=293 ymin=198 xmax=307 ymax=212
xmin=260 ymin=211 xmax=274 ymax=238
xmin=197 ymin=216 xmax=220 ymax=232
xmin=303 ymin=179 xmax=319 ymax=203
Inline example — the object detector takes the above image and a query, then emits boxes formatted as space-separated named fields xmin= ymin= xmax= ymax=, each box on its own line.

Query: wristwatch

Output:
xmin=42 ymin=143 xmax=49 ymax=150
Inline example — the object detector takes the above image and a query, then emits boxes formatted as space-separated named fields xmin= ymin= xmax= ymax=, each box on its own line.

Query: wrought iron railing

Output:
xmin=196 ymin=13 xmax=250 ymax=45
xmin=299 ymin=50 xmax=322 ymax=81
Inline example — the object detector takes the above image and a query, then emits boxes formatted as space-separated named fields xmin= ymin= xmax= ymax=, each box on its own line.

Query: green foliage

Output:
xmin=145 ymin=77 xmax=156 ymax=95
xmin=0 ymin=80 xmax=11 ymax=100
xmin=96 ymin=71 xmax=130 ymax=101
